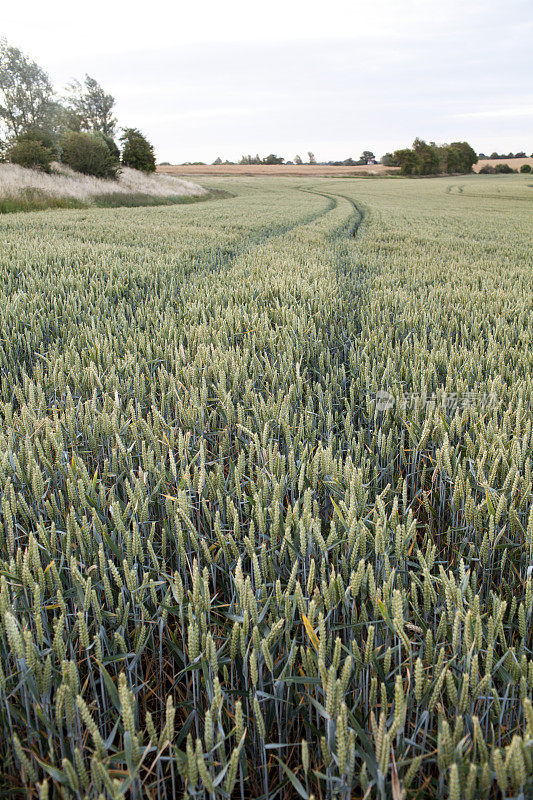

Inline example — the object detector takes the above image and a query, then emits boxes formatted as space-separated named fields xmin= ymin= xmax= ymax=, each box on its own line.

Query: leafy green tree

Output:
xmin=392 ymin=139 xmax=477 ymax=176
xmin=520 ymin=164 xmax=531 ymax=173
xmin=360 ymin=150 xmax=375 ymax=164
xmin=412 ymin=138 xmax=440 ymax=175
xmin=495 ymin=163 xmax=514 ymax=173
xmin=262 ymin=154 xmax=284 ymax=165
xmin=212 ymin=157 xmax=222 ymax=165
xmin=17 ymin=127 xmax=59 ymax=158
xmin=393 ymin=148 xmax=419 ymax=175
xmin=7 ymin=138 xmax=54 ymax=172
xmin=0 ymin=39 xmax=56 ymax=140
xmin=93 ymin=131 xmax=120 ymax=162
xmin=65 ymin=75 xmax=117 ymax=136
xmin=61 ymin=131 xmax=118 ymax=177
xmin=380 ymin=153 xmax=397 ymax=166
xmin=444 ymin=141 xmax=477 ymax=173
xmin=120 ymin=128 xmax=156 ymax=172
xmin=442 ymin=144 xmax=461 ymax=173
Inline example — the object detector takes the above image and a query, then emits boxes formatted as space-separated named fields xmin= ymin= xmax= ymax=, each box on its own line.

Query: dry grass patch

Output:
xmin=0 ymin=162 xmax=207 ymax=212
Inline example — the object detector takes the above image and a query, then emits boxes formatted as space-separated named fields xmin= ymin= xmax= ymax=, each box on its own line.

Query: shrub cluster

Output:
xmin=393 ymin=138 xmax=477 ymax=175
xmin=7 ymin=139 xmax=54 ymax=173
xmin=60 ymin=131 xmax=119 ymax=178
xmin=6 ymin=127 xmax=158 ymax=180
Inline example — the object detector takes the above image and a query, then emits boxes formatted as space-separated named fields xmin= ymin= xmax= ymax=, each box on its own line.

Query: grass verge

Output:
xmin=0 ymin=187 xmax=230 ymax=214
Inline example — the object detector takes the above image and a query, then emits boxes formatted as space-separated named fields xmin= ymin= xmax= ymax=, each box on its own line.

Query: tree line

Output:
xmin=479 ymin=151 xmax=531 ymax=159
xmin=236 ymin=152 xmax=318 ymax=165
xmin=204 ymin=144 xmax=482 ymax=174
xmin=205 ymin=152 xmax=378 ymax=166
xmin=0 ymin=39 xmax=156 ymax=176
xmin=382 ymin=139 xmax=478 ymax=175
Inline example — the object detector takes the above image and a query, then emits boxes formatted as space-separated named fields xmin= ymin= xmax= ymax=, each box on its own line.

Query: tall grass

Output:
xmin=0 ymin=163 xmax=207 ymax=212
xmin=0 ymin=175 xmax=531 ymax=799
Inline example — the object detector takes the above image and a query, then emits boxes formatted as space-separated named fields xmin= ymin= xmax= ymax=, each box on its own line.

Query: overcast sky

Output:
xmin=3 ymin=0 xmax=532 ymax=163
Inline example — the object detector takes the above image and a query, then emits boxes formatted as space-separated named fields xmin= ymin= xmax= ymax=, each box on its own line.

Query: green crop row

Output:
xmin=0 ymin=175 xmax=532 ymax=799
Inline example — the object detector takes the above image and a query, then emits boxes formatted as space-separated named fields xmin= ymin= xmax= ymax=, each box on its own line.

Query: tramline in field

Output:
xmin=0 ymin=174 xmax=532 ymax=799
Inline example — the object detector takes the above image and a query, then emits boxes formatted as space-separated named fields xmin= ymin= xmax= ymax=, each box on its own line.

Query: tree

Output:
xmin=308 ymin=151 xmax=316 ymax=165
xmin=381 ymin=153 xmax=397 ymax=166
xmin=393 ymin=148 xmax=419 ymax=175
xmin=360 ymin=150 xmax=375 ymax=164
xmin=0 ymin=39 xmax=56 ymax=140
xmin=18 ymin=127 xmax=59 ymax=158
xmin=65 ymin=75 xmax=117 ymax=136
xmin=212 ymin=157 xmax=222 ymax=165
xmin=412 ymin=138 xmax=440 ymax=175
xmin=94 ymin=131 xmax=120 ymax=162
xmin=239 ymin=154 xmax=261 ymax=164
xmin=520 ymin=164 xmax=531 ymax=173
xmin=120 ymin=128 xmax=156 ymax=172
xmin=446 ymin=142 xmax=477 ymax=173
xmin=294 ymin=154 xmax=303 ymax=165
xmin=262 ymin=154 xmax=284 ymax=165
xmin=61 ymin=131 xmax=118 ymax=177
xmin=7 ymin=138 xmax=54 ymax=172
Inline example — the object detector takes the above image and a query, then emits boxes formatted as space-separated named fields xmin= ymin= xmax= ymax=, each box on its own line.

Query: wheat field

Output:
xmin=0 ymin=174 xmax=532 ymax=799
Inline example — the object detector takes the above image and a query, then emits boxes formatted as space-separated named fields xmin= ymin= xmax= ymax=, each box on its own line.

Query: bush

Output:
xmin=495 ymin=163 xmax=514 ymax=174
xmin=61 ymin=131 xmax=118 ymax=178
xmin=478 ymin=165 xmax=496 ymax=174
xmin=94 ymin=131 xmax=120 ymax=163
xmin=519 ymin=164 xmax=531 ymax=173
xmin=7 ymin=139 xmax=54 ymax=172
xmin=381 ymin=153 xmax=397 ymax=167
xmin=18 ymin=128 xmax=59 ymax=158
xmin=120 ymin=128 xmax=156 ymax=172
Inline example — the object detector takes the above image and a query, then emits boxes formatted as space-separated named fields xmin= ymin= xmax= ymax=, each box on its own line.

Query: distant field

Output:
xmin=474 ymin=156 xmax=533 ymax=172
xmin=158 ymin=162 xmax=399 ymax=177
xmin=159 ymin=157 xmax=533 ymax=178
